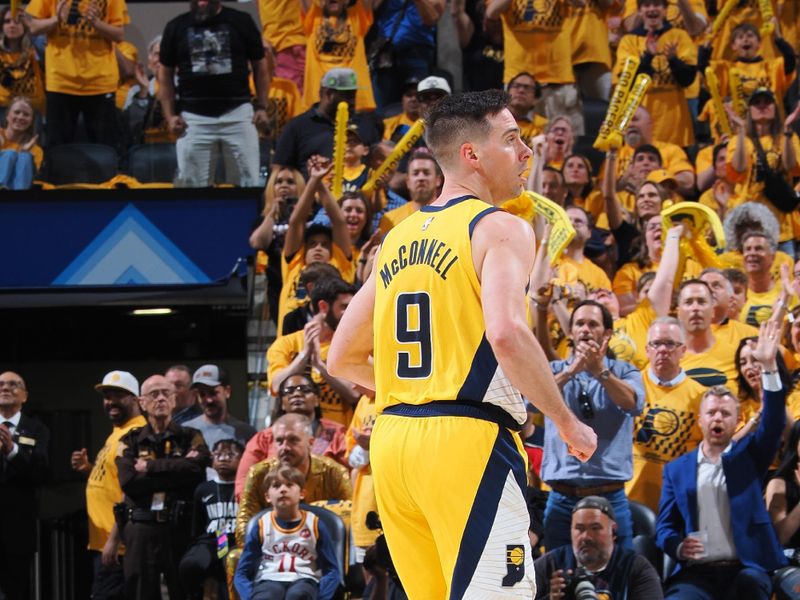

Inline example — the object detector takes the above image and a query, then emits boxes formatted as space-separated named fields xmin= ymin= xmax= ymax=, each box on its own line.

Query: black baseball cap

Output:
xmin=572 ymin=496 xmax=616 ymax=520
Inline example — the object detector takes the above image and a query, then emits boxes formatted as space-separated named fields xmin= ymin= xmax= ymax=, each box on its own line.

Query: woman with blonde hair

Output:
xmin=0 ymin=96 xmax=41 ymax=189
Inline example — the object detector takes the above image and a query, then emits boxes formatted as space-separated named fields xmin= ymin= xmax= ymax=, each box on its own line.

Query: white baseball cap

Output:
xmin=192 ymin=364 xmax=228 ymax=388
xmin=95 ymin=370 xmax=139 ymax=396
xmin=417 ymin=76 xmax=451 ymax=95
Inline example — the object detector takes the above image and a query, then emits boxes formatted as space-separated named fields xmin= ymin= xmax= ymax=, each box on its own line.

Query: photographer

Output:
xmin=534 ymin=496 xmax=663 ymax=600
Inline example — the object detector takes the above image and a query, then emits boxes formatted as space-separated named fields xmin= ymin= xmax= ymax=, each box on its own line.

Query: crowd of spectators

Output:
xmin=3 ymin=0 xmax=800 ymax=598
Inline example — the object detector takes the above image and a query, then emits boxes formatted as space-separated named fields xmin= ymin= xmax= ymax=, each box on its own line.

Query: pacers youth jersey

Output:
xmin=373 ymin=195 xmax=527 ymax=425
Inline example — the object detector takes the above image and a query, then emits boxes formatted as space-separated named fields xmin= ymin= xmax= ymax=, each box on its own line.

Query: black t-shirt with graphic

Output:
xmin=160 ymin=6 xmax=264 ymax=117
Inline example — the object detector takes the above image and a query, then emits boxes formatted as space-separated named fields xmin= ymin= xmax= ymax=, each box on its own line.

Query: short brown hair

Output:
xmin=261 ymin=465 xmax=306 ymax=496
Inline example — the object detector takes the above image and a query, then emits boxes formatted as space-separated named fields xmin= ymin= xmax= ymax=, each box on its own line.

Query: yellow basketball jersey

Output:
xmin=373 ymin=196 xmax=527 ymax=425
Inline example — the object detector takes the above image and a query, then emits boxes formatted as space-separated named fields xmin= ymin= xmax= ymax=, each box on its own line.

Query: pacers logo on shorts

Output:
xmin=501 ymin=545 xmax=525 ymax=586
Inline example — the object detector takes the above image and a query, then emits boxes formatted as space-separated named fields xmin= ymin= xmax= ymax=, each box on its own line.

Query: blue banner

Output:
xmin=0 ymin=189 xmax=260 ymax=288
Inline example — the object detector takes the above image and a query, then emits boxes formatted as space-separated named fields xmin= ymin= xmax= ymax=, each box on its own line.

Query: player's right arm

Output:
xmin=328 ymin=263 xmax=377 ymax=391
xmin=473 ymin=211 xmax=597 ymax=461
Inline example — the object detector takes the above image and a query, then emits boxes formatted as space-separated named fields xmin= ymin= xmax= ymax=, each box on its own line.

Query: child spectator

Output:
xmin=0 ymin=8 xmax=44 ymax=114
xmin=234 ymin=465 xmax=341 ymax=600
xmin=301 ymin=0 xmax=376 ymax=111
xmin=179 ymin=439 xmax=244 ymax=600
xmin=0 ymin=96 xmax=41 ymax=189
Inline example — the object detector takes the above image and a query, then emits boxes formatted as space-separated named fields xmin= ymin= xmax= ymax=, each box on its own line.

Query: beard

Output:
xmin=191 ymin=0 xmax=220 ymax=21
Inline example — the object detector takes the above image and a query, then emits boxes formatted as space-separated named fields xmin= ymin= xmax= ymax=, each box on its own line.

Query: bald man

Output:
xmin=0 ymin=371 xmax=49 ymax=599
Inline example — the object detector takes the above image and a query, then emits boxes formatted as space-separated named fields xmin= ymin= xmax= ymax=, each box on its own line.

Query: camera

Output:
xmin=563 ymin=566 xmax=598 ymax=600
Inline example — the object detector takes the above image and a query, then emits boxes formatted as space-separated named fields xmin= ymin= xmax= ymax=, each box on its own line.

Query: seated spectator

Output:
xmin=614 ymin=0 xmax=697 ymax=147
xmin=416 ymin=75 xmax=450 ymax=118
xmin=726 ymin=88 xmax=800 ymax=256
xmin=0 ymin=8 xmax=44 ymax=114
xmin=179 ymin=439 xmax=243 ymax=600
xmin=738 ymin=230 xmax=787 ymax=326
xmin=114 ymin=41 xmax=137 ymax=111
xmin=301 ymin=0 xmax=375 ymax=111
xmin=724 ymin=267 xmax=748 ymax=321
xmin=27 ymin=0 xmax=126 ymax=148
xmin=272 ymin=67 xmax=381 ymax=179
xmin=281 ymin=263 xmax=342 ymax=336
xmin=235 ymin=413 xmax=352 ymax=544
xmin=698 ymin=143 xmax=739 ymax=218
xmin=234 ymin=465 xmax=341 ymax=600
xmin=656 ymin=320 xmax=787 ymax=600
xmin=556 ymin=207 xmax=613 ymax=294
xmin=766 ymin=421 xmax=800 ymax=549
xmin=540 ymin=116 xmax=574 ymax=170
xmin=0 ymin=96 xmax=41 ymax=189
xmin=268 ymin=277 xmax=359 ymax=426
xmin=158 ymin=0 xmax=269 ymax=187
xmin=123 ymin=35 xmax=175 ymax=145
xmin=700 ymin=268 xmax=758 ymax=346
xmin=183 ymin=364 xmax=256 ymax=452
xmin=236 ymin=373 xmax=348 ymax=496
xmin=534 ymin=496 xmax=663 ymax=599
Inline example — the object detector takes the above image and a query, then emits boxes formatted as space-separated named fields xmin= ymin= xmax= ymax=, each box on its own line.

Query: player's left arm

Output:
xmin=328 ymin=262 xmax=377 ymax=390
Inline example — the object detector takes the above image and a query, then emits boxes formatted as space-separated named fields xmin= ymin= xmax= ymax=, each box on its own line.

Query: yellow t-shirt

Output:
xmin=0 ymin=49 xmax=45 ymax=114
xmin=711 ymin=318 xmax=758 ymax=347
xmin=557 ymin=255 xmax=612 ymax=293
xmin=611 ymin=299 xmax=656 ymax=369
xmin=614 ymin=27 xmax=696 ymax=147
xmin=266 ymin=332 xmax=354 ymax=425
xmin=603 ymin=140 xmax=694 ymax=193
xmin=612 ymin=258 xmax=700 ymax=297
xmin=740 ymin=285 xmax=782 ymax=327
xmin=378 ymin=200 xmax=417 ymax=235
xmin=26 ymin=0 xmax=129 ymax=95
xmin=710 ymin=0 xmax=779 ymax=62
xmin=345 ymin=394 xmax=379 ymax=547
xmin=725 ymin=133 xmax=800 ymax=243
xmin=266 ymin=77 xmax=305 ymax=140
xmin=258 ymin=0 xmax=305 ymax=52
xmin=86 ymin=414 xmax=147 ymax=551
xmin=278 ymin=243 xmax=355 ymax=336
xmin=622 ymin=0 xmax=707 ymax=33
xmin=710 ymin=56 xmax=794 ymax=115
xmin=517 ymin=113 xmax=549 ymax=147
xmin=567 ymin=0 xmax=615 ymax=69
xmin=680 ymin=336 xmax=739 ymax=394
xmin=383 ymin=112 xmax=416 ymax=142
xmin=496 ymin=0 xmax=575 ymax=85
xmin=302 ymin=2 xmax=375 ymax=111
xmin=626 ymin=374 xmax=705 ymax=511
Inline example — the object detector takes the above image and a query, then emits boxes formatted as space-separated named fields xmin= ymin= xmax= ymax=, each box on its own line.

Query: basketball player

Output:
xmin=328 ymin=90 xmax=597 ymax=598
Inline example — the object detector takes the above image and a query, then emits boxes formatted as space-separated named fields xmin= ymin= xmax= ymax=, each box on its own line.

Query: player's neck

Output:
xmin=437 ymin=178 xmax=496 ymax=207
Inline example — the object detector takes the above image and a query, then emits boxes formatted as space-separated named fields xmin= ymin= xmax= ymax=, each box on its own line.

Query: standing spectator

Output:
xmin=534 ymin=496 xmax=664 ymax=599
xmin=726 ymin=88 xmax=800 ymax=256
xmin=166 ymin=364 xmax=201 ymax=426
xmin=26 ymin=0 xmax=127 ymax=147
xmin=556 ymin=206 xmax=613 ymax=293
xmin=184 ymin=364 xmax=256 ymax=451
xmin=301 ymin=0 xmax=376 ymax=111
xmin=116 ymin=374 xmax=211 ymax=600
xmin=179 ymin=438 xmax=243 ymax=600
xmin=506 ymin=72 xmax=548 ymax=146
xmin=766 ymin=421 xmax=800 ymax=549
xmin=626 ymin=318 xmax=706 ymax=511
xmin=123 ymin=35 xmax=175 ymax=146
xmin=0 ymin=96 xmax=42 ymax=190
xmin=0 ymin=371 xmax=49 ymax=600
xmin=0 ymin=7 xmax=45 ymax=114
xmin=656 ymin=321 xmax=787 ymax=600
xmin=542 ymin=300 xmax=644 ymax=550
xmin=382 ymin=76 xmax=420 ymax=142
xmin=272 ymin=67 xmax=381 ymax=179
xmin=562 ymin=154 xmax=605 ymax=225
xmin=70 ymin=370 xmax=146 ymax=600
xmin=738 ymin=231 xmax=783 ymax=326
xmin=452 ymin=0 xmax=504 ymax=92
xmin=488 ymin=0 xmax=584 ymax=134
xmin=257 ymin=0 xmax=305 ymax=92
xmin=614 ymin=0 xmax=697 ymax=147
xmin=700 ymin=268 xmax=758 ymax=346
xmin=369 ymin=0 xmax=444 ymax=109
xmin=568 ymin=0 xmax=615 ymax=101
xmin=377 ymin=149 xmax=442 ymax=234
xmin=158 ymin=0 xmax=269 ymax=187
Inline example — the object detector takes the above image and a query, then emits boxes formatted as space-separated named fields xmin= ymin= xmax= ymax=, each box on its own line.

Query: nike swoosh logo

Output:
xmin=202 ymin=494 xmax=214 ymax=503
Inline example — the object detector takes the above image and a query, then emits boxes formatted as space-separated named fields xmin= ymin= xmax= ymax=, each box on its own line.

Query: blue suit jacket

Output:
xmin=655 ymin=387 xmax=788 ymax=575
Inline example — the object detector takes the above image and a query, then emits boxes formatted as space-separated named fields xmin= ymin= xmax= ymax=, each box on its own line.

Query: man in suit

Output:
xmin=656 ymin=320 xmax=787 ymax=600
xmin=0 ymin=371 xmax=50 ymax=599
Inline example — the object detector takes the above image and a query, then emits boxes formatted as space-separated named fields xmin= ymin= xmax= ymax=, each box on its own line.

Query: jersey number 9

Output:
xmin=396 ymin=292 xmax=432 ymax=379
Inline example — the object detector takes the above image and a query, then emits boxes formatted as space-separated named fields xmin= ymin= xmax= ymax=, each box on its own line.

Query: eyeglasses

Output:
xmin=0 ymin=380 xmax=24 ymax=391
xmin=647 ymin=340 xmax=683 ymax=350
xmin=213 ymin=451 xmax=241 ymax=459
xmin=509 ymin=82 xmax=535 ymax=92
xmin=281 ymin=384 xmax=314 ymax=396
xmin=144 ymin=389 xmax=175 ymax=400
xmin=577 ymin=388 xmax=594 ymax=420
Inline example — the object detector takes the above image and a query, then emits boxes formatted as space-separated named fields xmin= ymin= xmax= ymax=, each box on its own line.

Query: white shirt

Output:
xmin=647 ymin=368 xmax=686 ymax=387
xmin=693 ymin=371 xmax=782 ymax=562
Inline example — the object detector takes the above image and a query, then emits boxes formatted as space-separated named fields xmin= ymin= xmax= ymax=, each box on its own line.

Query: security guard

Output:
xmin=116 ymin=374 xmax=210 ymax=600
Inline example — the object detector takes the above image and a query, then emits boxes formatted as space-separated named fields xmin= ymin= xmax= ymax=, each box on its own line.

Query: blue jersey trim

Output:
xmin=382 ymin=400 xmax=521 ymax=431
xmin=456 ymin=335 xmax=497 ymax=402
xmin=420 ymin=195 xmax=477 ymax=212
xmin=468 ymin=206 xmax=500 ymax=239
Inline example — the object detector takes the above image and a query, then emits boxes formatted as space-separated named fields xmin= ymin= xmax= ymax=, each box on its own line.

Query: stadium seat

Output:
xmin=573 ymin=136 xmax=606 ymax=174
xmin=582 ymin=98 xmax=609 ymax=142
xmin=629 ymin=501 xmax=662 ymax=574
xmin=43 ymin=144 xmax=118 ymax=185
xmin=129 ymin=144 xmax=178 ymax=184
